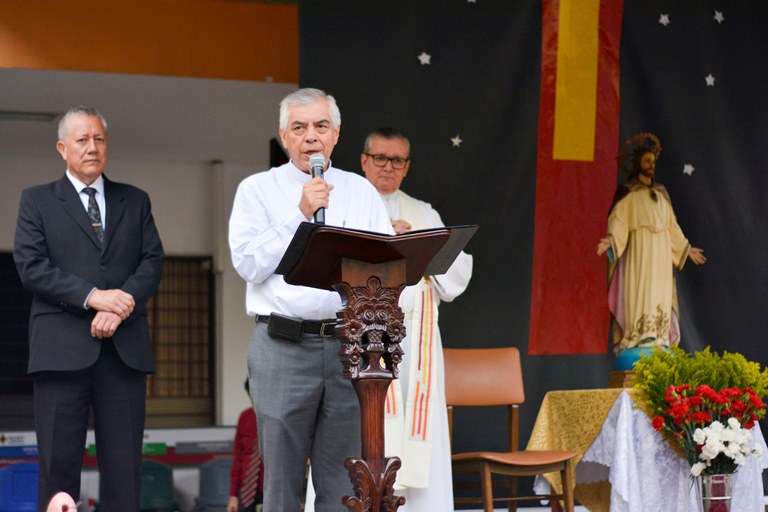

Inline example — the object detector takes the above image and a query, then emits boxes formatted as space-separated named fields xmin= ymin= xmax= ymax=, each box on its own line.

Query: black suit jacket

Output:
xmin=13 ymin=174 xmax=164 ymax=374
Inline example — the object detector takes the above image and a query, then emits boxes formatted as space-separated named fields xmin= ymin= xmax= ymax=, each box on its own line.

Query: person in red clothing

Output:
xmin=228 ymin=379 xmax=264 ymax=512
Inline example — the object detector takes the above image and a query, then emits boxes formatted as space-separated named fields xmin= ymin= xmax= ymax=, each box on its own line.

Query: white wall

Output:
xmin=1 ymin=154 xmax=64 ymax=249
xmin=216 ymin=161 xmax=265 ymax=425
xmin=0 ymin=70 xmax=296 ymax=426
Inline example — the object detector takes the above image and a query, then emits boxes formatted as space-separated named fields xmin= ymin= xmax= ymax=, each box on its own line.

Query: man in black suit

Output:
xmin=13 ymin=105 xmax=164 ymax=511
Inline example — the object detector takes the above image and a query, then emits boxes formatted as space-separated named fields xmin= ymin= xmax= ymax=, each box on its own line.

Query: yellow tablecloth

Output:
xmin=525 ymin=388 xmax=630 ymax=512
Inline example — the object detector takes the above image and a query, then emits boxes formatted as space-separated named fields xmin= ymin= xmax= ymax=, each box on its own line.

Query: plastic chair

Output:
xmin=444 ymin=347 xmax=578 ymax=512
xmin=91 ymin=459 xmax=178 ymax=512
xmin=0 ymin=461 xmax=38 ymax=512
xmin=139 ymin=460 xmax=177 ymax=512
xmin=190 ymin=456 xmax=233 ymax=512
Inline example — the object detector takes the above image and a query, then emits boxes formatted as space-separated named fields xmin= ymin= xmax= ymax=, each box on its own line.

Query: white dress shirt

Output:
xmin=229 ymin=161 xmax=393 ymax=320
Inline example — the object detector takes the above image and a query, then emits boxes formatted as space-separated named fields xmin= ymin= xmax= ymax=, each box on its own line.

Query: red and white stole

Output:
xmin=384 ymin=191 xmax=438 ymax=488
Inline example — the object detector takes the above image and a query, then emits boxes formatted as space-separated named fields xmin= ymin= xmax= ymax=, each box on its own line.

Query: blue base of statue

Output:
xmin=614 ymin=346 xmax=657 ymax=371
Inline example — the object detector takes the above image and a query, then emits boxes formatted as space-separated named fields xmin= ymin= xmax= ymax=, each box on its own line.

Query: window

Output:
xmin=146 ymin=257 xmax=215 ymax=426
xmin=0 ymin=253 xmax=33 ymax=429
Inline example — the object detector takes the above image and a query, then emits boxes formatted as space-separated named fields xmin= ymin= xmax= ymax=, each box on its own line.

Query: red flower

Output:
xmin=664 ymin=385 xmax=679 ymax=404
xmin=689 ymin=411 xmax=712 ymax=424
xmin=652 ymin=416 xmax=665 ymax=430
xmin=731 ymin=399 xmax=747 ymax=414
xmin=749 ymin=394 xmax=764 ymax=409
xmin=668 ymin=402 xmax=690 ymax=419
xmin=695 ymin=384 xmax=717 ymax=400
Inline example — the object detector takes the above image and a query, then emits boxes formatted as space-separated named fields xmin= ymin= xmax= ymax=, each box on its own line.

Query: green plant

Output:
xmin=632 ymin=347 xmax=768 ymax=418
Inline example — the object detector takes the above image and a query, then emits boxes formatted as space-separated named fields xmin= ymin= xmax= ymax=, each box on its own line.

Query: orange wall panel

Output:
xmin=0 ymin=0 xmax=298 ymax=83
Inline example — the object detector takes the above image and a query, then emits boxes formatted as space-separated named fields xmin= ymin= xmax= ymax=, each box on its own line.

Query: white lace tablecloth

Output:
xmin=576 ymin=390 xmax=768 ymax=512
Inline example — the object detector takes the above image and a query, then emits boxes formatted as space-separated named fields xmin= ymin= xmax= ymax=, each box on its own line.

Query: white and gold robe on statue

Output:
xmin=606 ymin=182 xmax=690 ymax=353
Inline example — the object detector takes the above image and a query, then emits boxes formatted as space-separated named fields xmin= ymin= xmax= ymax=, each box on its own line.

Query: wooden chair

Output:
xmin=444 ymin=347 xmax=578 ymax=512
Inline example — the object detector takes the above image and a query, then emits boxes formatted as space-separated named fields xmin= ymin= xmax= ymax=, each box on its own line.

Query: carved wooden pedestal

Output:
xmin=334 ymin=260 xmax=407 ymax=512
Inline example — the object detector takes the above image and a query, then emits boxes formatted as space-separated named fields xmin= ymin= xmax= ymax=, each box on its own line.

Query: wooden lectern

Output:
xmin=276 ymin=221 xmax=477 ymax=512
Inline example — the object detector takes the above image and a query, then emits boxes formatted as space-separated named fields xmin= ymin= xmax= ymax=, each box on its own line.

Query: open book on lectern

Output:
xmin=275 ymin=221 xmax=478 ymax=291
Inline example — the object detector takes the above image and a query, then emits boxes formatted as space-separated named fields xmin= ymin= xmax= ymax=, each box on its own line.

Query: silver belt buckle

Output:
xmin=319 ymin=322 xmax=336 ymax=338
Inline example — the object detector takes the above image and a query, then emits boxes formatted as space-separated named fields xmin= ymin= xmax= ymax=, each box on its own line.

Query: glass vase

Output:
xmin=700 ymin=473 xmax=732 ymax=512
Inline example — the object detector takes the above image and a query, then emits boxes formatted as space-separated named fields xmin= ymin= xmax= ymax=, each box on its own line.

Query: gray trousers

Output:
xmin=248 ymin=324 xmax=361 ymax=512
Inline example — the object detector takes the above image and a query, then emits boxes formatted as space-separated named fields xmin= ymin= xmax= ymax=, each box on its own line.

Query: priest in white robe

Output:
xmin=364 ymin=128 xmax=472 ymax=511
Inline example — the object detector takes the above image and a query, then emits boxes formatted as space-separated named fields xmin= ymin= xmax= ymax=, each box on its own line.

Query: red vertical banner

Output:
xmin=528 ymin=0 xmax=624 ymax=355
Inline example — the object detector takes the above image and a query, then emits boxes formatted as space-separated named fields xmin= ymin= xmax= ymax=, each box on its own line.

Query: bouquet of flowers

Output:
xmin=653 ymin=383 xmax=763 ymax=475
xmin=632 ymin=347 xmax=768 ymax=476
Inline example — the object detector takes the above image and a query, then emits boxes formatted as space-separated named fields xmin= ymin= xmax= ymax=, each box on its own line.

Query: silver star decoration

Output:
xmin=683 ymin=164 xmax=695 ymax=176
xmin=450 ymin=135 xmax=463 ymax=147
xmin=468 ymin=0 xmax=477 ymax=3
xmin=659 ymin=14 xmax=670 ymax=26
xmin=705 ymin=73 xmax=716 ymax=87
xmin=714 ymin=10 xmax=724 ymax=24
xmin=417 ymin=52 xmax=431 ymax=65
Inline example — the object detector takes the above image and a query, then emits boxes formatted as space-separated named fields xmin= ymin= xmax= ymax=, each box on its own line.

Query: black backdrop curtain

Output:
xmin=298 ymin=0 xmax=768 ymax=496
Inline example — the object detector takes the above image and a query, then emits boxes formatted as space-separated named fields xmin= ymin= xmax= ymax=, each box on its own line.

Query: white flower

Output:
xmin=691 ymin=462 xmax=708 ymax=476
xmin=690 ymin=417 xmax=759 ymax=474
xmin=701 ymin=439 xmax=725 ymax=461
xmin=725 ymin=442 xmax=746 ymax=463
xmin=709 ymin=420 xmax=725 ymax=432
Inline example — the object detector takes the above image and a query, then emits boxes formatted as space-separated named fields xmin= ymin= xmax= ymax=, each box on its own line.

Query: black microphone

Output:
xmin=309 ymin=153 xmax=326 ymax=224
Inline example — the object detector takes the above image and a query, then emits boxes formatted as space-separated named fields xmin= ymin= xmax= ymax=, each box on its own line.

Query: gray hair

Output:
xmin=363 ymin=127 xmax=410 ymax=156
xmin=279 ymin=88 xmax=341 ymax=131
xmin=58 ymin=105 xmax=108 ymax=141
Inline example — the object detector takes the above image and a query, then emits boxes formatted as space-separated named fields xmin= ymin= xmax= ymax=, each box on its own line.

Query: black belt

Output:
xmin=255 ymin=313 xmax=337 ymax=338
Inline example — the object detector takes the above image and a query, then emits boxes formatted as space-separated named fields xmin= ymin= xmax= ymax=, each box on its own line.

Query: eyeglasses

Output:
xmin=365 ymin=153 xmax=409 ymax=170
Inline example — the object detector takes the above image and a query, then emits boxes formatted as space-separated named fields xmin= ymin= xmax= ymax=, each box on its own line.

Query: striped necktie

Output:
xmin=83 ymin=187 xmax=104 ymax=245
xmin=240 ymin=437 xmax=262 ymax=507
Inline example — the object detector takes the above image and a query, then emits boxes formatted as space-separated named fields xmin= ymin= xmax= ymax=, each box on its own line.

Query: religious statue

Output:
xmin=597 ymin=133 xmax=706 ymax=369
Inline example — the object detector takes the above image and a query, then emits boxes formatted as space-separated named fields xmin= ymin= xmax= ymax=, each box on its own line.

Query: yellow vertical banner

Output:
xmin=553 ymin=0 xmax=600 ymax=161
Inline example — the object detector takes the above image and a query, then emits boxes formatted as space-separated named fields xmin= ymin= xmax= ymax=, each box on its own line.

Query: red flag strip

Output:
xmin=528 ymin=0 xmax=624 ymax=355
